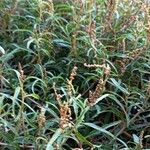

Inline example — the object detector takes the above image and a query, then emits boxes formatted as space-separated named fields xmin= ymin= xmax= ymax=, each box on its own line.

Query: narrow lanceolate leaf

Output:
xmin=103 ymin=120 xmax=122 ymax=130
xmin=25 ymin=93 xmax=40 ymax=100
xmin=12 ymin=86 xmax=21 ymax=116
xmin=13 ymin=86 xmax=21 ymax=98
xmin=46 ymin=128 xmax=62 ymax=150
xmin=0 ymin=45 xmax=5 ymax=55
xmin=94 ymin=94 xmax=110 ymax=105
xmin=84 ymin=123 xmax=116 ymax=139
xmin=133 ymin=134 xmax=140 ymax=144
xmin=75 ymin=131 xmax=93 ymax=147
xmin=84 ymin=122 xmax=128 ymax=148
xmin=110 ymin=78 xmax=129 ymax=95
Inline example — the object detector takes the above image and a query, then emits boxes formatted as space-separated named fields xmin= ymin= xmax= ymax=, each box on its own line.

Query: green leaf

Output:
xmin=94 ymin=94 xmax=110 ymax=105
xmin=84 ymin=122 xmax=116 ymax=139
xmin=0 ymin=45 xmax=5 ymax=55
xmin=103 ymin=120 xmax=122 ymax=130
xmin=12 ymin=86 xmax=20 ymax=116
xmin=46 ymin=128 xmax=62 ymax=150
xmin=133 ymin=134 xmax=140 ymax=144
xmin=108 ymin=94 xmax=129 ymax=126
xmin=110 ymin=78 xmax=129 ymax=95
xmin=25 ymin=93 xmax=40 ymax=100
xmin=84 ymin=123 xmax=128 ymax=148
xmin=76 ymin=106 xmax=89 ymax=127
xmin=53 ymin=39 xmax=71 ymax=48
xmin=75 ymin=131 xmax=93 ymax=147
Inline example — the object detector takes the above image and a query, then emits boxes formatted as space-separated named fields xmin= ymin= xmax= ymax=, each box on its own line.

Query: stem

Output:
xmin=0 ymin=142 xmax=35 ymax=149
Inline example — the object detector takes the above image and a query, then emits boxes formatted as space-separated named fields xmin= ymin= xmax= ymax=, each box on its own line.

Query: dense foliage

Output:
xmin=0 ymin=0 xmax=150 ymax=149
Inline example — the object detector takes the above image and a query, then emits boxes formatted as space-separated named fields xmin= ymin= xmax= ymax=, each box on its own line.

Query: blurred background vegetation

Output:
xmin=0 ymin=0 xmax=150 ymax=149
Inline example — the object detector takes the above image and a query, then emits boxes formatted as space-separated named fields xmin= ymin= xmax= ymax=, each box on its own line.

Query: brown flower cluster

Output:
xmin=53 ymin=83 xmax=72 ymax=130
xmin=71 ymin=0 xmax=84 ymax=56
xmin=125 ymin=47 xmax=146 ymax=60
xmin=53 ymin=82 xmax=62 ymax=106
xmin=67 ymin=66 xmax=78 ymax=97
xmin=38 ymin=107 xmax=46 ymax=129
xmin=85 ymin=0 xmax=97 ymax=54
xmin=74 ymin=0 xmax=84 ymax=13
xmin=18 ymin=63 xmax=26 ymax=81
xmin=142 ymin=1 xmax=150 ymax=42
xmin=139 ymin=130 xmax=144 ymax=149
xmin=84 ymin=63 xmax=111 ymax=106
xmin=107 ymin=0 xmax=118 ymax=18
xmin=59 ymin=101 xmax=72 ymax=129
xmin=86 ymin=20 xmax=97 ymax=44
xmin=84 ymin=63 xmax=105 ymax=68
xmin=115 ymin=60 xmax=126 ymax=74
xmin=88 ymin=77 xmax=105 ymax=106
xmin=104 ymin=0 xmax=119 ymax=32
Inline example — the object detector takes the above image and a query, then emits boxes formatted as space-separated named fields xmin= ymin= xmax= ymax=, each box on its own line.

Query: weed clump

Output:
xmin=0 ymin=0 xmax=150 ymax=149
